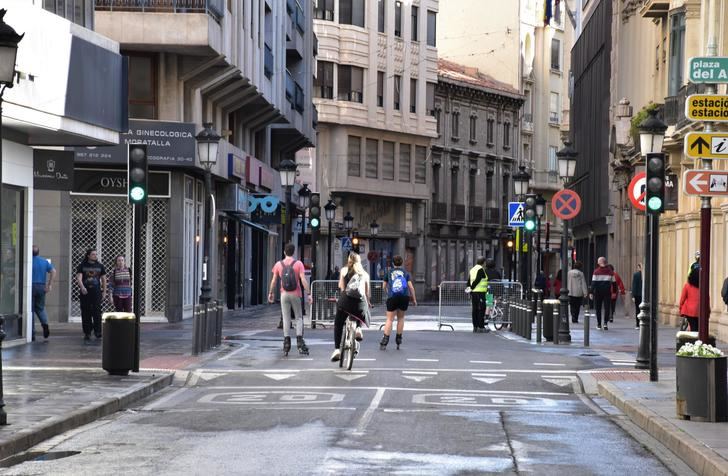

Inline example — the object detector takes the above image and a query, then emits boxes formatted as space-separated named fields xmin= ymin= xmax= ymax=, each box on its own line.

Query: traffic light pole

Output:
xmin=132 ymin=203 xmax=143 ymax=372
xmin=649 ymin=212 xmax=659 ymax=381
xmin=327 ymin=220 xmax=333 ymax=279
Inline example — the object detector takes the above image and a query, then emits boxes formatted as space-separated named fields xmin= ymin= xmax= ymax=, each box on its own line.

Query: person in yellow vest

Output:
xmin=468 ymin=257 xmax=489 ymax=333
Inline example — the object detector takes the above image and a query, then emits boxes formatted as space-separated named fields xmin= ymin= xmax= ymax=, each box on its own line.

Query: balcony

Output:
xmin=451 ymin=204 xmax=466 ymax=222
xmin=549 ymin=111 xmax=560 ymax=125
xmin=639 ymin=0 xmax=669 ymax=18
xmin=432 ymin=202 xmax=448 ymax=221
xmin=484 ymin=207 xmax=500 ymax=225
xmin=95 ymin=0 xmax=224 ymax=21
xmin=286 ymin=1 xmax=305 ymax=61
xmin=664 ymin=83 xmax=706 ymax=130
xmin=285 ymin=71 xmax=305 ymax=114
xmin=522 ymin=113 xmax=534 ymax=133
xmin=467 ymin=206 xmax=483 ymax=224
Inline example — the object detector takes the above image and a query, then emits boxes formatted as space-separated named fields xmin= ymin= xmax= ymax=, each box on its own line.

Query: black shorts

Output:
xmin=386 ymin=295 xmax=410 ymax=312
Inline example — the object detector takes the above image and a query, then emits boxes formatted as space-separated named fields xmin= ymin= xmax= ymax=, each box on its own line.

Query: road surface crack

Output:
xmin=499 ymin=411 xmax=520 ymax=475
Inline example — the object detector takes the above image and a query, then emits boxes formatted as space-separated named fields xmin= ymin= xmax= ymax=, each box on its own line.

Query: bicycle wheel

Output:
xmin=339 ymin=324 xmax=348 ymax=368
xmin=346 ymin=324 xmax=356 ymax=370
xmin=492 ymin=308 xmax=505 ymax=330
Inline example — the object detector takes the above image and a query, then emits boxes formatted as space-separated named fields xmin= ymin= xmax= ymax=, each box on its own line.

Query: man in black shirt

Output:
xmin=76 ymin=248 xmax=107 ymax=341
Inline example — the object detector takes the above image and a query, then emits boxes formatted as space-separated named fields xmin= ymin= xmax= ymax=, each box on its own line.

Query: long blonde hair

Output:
xmin=347 ymin=252 xmax=366 ymax=277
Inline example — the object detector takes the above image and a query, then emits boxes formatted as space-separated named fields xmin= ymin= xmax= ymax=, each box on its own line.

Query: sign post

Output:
xmin=551 ymin=188 xmax=582 ymax=344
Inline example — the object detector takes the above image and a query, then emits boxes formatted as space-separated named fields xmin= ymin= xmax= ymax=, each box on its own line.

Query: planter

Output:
xmin=676 ymin=355 xmax=727 ymax=422
xmin=675 ymin=331 xmax=717 ymax=352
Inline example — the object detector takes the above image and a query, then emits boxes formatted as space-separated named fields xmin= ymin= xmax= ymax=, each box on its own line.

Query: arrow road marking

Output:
xmin=473 ymin=377 xmax=505 ymax=384
xmin=690 ymin=173 xmax=708 ymax=191
xmin=198 ymin=372 xmax=226 ymax=381
xmin=402 ymin=375 xmax=433 ymax=383
xmin=264 ymin=373 xmax=298 ymax=381
xmin=542 ymin=376 xmax=577 ymax=387
xmin=335 ymin=373 xmax=368 ymax=382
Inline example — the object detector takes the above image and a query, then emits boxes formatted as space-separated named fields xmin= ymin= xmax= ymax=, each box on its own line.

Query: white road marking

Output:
xmin=472 ymin=377 xmax=505 ymax=384
xmin=412 ymin=393 xmax=559 ymax=408
xmin=402 ymin=371 xmax=438 ymax=375
xmin=199 ymin=368 xmax=578 ymax=375
xmin=205 ymin=385 xmax=571 ymax=396
xmin=335 ymin=374 xmax=368 ymax=382
xmin=542 ymin=376 xmax=577 ymax=387
xmin=353 ymin=388 xmax=386 ymax=436
xmin=356 ymin=358 xmax=376 ymax=361
xmin=472 ymin=373 xmax=506 ymax=377
xmin=217 ymin=343 xmax=250 ymax=361
xmin=199 ymin=390 xmax=345 ymax=405
xmin=407 ymin=358 xmax=439 ymax=362
xmin=611 ymin=362 xmax=637 ymax=366
xmin=402 ymin=376 xmax=433 ymax=383
xmin=533 ymin=363 xmax=566 ymax=367
xmin=198 ymin=372 xmax=226 ymax=381
xmin=470 ymin=360 xmax=503 ymax=365
xmin=263 ymin=373 xmax=297 ymax=381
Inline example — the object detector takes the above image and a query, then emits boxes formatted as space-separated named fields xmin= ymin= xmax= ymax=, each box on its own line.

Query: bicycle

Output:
xmin=339 ymin=310 xmax=368 ymax=371
xmin=489 ymin=298 xmax=506 ymax=331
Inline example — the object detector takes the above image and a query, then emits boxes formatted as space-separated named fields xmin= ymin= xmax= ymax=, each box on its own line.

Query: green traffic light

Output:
xmin=524 ymin=220 xmax=536 ymax=232
xmin=647 ymin=196 xmax=662 ymax=211
xmin=310 ymin=217 xmax=320 ymax=228
xmin=129 ymin=186 xmax=146 ymax=202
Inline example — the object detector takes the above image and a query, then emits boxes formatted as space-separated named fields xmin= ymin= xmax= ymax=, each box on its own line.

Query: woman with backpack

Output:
xmin=331 ymin=253 xmax=371 ymax=362
xmin=380 ymin=255 xmax=417 ymax=350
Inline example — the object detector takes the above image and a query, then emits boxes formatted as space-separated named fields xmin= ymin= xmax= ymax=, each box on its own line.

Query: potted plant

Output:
xmin=676 ymin=341 xmax=727 ymax=422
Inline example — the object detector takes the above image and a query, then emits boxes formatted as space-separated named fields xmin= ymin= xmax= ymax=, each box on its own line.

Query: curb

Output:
xmin=597 ymin=381 xmax=728 ymax=476
xmin=0 ymin=372 xmax=174 ymax=461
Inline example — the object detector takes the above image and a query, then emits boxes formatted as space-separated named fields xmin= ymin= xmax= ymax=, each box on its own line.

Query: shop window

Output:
xmin=0 ymin=186 xmax=22 ymax=316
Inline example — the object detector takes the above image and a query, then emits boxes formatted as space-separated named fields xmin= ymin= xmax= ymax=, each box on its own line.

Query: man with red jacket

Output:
xmin=607 ymin=264 xmax=626 ymax=323
xmin=589 ymin=257 xmax=615 ymax=330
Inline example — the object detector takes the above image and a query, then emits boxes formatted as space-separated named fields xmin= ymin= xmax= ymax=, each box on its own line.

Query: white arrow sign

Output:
xmin=198 ymin=372 xmax=226 ymax=381
xmin=542 ymin=377 xmax=577 ymax=387
xmin=335 ymin=373 xmax=368 ymax=382
xmin=689 ymin=173 xmax=708 ymax=191
xmin=473 ymin=377 xmax=505 ymax=385
xmin=402 ymin=375 xmax=433 ymax=383
xmin=263 ymin=373 xmax=297 ymax=381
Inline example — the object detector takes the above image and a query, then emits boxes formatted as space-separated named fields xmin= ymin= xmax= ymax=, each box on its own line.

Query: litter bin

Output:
xmin=102 ymin=312 xmax=136 ymax=376
xmin=542 ymin=299 xmax=559 ymax=342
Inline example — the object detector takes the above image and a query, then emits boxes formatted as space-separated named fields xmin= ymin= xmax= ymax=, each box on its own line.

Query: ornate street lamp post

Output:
xmin=279 ymin=159 xmax=298 ymax=252
xmin=512 ymin=166 xmax=531 ymax=288
xmin=556 ymin=142 xmax=578 ymax=343
xmin=324 ymin=199 xmax=337 ymax=277
xmin=297 ymin=183 xmax=310 ymax=263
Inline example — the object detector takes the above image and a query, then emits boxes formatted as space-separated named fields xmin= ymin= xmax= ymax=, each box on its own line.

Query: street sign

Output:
xmin=340 ymin=236 xmax=352 ymax=253
xmin=628 ymin=172 xmax=647 ymax=211
xmin=683 ymin=170 xmax=728 ymax=196
xmin=689 ymin=57 xmax=728 ymax=83
xmin=685 ymin=95 xmax=728 ymax=122
xmin=508 ymin=202 xmax=525 ymax=227
xmin=551 ymin=189 xmax=581 ymax=220
xmin=684 ymin=132 xmax=728 ymax=159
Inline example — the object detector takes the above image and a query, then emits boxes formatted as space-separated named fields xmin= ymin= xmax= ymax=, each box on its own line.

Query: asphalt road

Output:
xmin=0 ymin=327 xmax=679 ymax=475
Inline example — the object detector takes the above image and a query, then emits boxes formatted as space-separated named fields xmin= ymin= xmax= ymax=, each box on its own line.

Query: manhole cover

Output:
xmin=0 ymin=451 xmax=81 ymax=468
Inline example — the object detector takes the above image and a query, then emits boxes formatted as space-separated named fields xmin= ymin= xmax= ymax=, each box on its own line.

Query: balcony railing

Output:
xmin=432 ymin=202 xmax=447 ymax=221
xmin=451 ymin=204 xmax=466 ymax=222
xmin=664 ymin=83 xmax=706 ymax=129
xmin=485 ymin=207 xmax=500 ymax=225
xmin=95 ymin=0 xmax=224 ymax=21
xmin=549 ymin=111 xmax=560 ymax=124
xmin=468 ymin=206 xmax=484 ymax=223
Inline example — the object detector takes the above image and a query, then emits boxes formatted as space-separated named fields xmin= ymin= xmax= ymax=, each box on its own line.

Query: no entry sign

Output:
xmin=551 ymin=189 xmax=582 ymax=220
xmin=629 ymin=172 xmax=647 ymax=211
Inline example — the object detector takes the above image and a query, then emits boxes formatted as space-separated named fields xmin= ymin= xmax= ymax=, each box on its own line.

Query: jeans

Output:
xmin=568 ymin=296 xmax=583 ymax=323
xmin=80 ymin=286 xmax=103 ymax=337
xmin=471 ymin=293 xmax=486 ymax=329
xmin=280 ymin=292 xmax=303 ymax=338
xmin=31 ymin=283 xmax=49 ymax=327
xmin=594 ymin=292 xmax=610 ymax=327
xmin=633 ymin=295 xmax=642 ymax=327
xmin=113 ymin=296 xmax=133 ymax=313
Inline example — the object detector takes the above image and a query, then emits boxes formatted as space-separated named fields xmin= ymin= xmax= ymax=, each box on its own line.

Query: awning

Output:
xmin=241 ymin=219 xmax=279 ymax=236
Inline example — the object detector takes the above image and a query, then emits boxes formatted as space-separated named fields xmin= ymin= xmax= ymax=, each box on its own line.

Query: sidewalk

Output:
xmin=0 ymin=304 xmax=280 ymax=461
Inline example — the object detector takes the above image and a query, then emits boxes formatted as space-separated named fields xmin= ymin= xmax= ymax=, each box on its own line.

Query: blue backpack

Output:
xmin=390 ymin=270 xmax=408 ymax=296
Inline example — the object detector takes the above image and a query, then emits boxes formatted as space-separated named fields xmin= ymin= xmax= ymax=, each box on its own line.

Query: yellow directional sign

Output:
xmin=684 ymin=132 xmax=728 ymax=159
xmin=686 ymin=95 xmax=728 ymax=122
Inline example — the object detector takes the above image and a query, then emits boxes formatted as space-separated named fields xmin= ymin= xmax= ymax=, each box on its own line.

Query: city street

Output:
xmin=0 ymin=312 xmax=689 ymax=475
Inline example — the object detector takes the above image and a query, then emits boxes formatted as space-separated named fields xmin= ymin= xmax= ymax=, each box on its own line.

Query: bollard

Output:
xmin=216 ymin=303 xmax=223 ymax=346
xmin=552 ymin=302 xmax=560 ymax=345
xmin=192 ymin=306 xmax=201 ymax=356
xmin=536 ymin=293 xmax=543 ymax=343
xmin=584 ymin=305 xmax=590 ymax=347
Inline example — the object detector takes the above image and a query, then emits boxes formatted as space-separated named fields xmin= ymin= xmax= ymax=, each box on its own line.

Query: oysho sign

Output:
xmin=74 ymin=120 xmax=196 ymax=166
xmin=72 ymin=169 xmax=171 ymax=197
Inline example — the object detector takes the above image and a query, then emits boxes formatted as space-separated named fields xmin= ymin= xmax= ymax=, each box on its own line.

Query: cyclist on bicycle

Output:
xmin=380 ymin=255 xmax=417 ymax=350
xmin=331 ymin=252 xmax=371 ymax=362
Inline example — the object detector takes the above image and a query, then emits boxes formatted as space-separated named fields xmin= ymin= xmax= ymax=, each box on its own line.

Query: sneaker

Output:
xmin=95 ymin=333 xmax=102 ymax=339
xmin=42 ymin=324 xmax=50 ymax=339
xmin=635 ymin=326 xmax=640 ymax=329
xmin=596 ymin=326 xmax=602 ymax=330
xmin=355 ymin=328 xmax=363 ymax=342
xmin=84 ymin=334 xmax=91 ymax=342
xmin=603 ymin=325 xmax=608 ymax=330
xmin=330 ymin=349 xmax=341 ymax=362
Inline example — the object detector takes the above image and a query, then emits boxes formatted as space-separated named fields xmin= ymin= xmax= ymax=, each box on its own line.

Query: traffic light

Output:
xmin=523 ymin=195 xmax=537 ymax=232
xmin=352 ymin=230 xmax=360 ymax=253
xmin=128 ymin=144 xmax=148 ymax=205
xmin=309 ymin=193 xmax=321 ymax=229
xmin=645 ymin=153 xmax=665 ymax=214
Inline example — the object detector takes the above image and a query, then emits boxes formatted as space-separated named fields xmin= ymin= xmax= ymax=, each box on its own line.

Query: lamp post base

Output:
xmin=558 ymin=288 xmax=571 ymax=343
xmin=635 ymin=301 xmax=651 ymax=369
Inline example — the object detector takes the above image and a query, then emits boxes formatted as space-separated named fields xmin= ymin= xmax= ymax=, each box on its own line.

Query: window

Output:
xmin=549 ymin=92 xmax=560 ymax=123
xmin=433 ymin=161 xmax=441 ymax=200
xmin=551 ymin=38 xmax=561 ymax=70
xmin=315 ymin=61 xmax=334 ymax=99
xmin=668 ymin=12 xmax=686 ymax=96
xmin=378 ymin=0 xmax=385 ymax=33
xmin=128 ymin=54 xmax=157 ymax=120
xmin=0 ymin=186 xmax=22 ymax=316
xmin=264 ymin=43 xmax=273 ymax=79
xmin=452 ymin=111 xmax=460 ymax=139
xmin=426 ymin=82 xmax=435 ymax=116
xmin=400 ymin=144 xmax=411 ymax=182
xmin=43 ymin=0 xmax=87 ymax=27
xmin=348 ymin=136 xmax=361 ymax=177
xmin=411 ymin=5 xmax=419 ymax=41
xmin=486 ymin=118 xmax=494 ymax=144
xmin=339 ymin=0 xmax=364 ymax=27
xmin=435 ymin=109 xmax=441 ymax=134
xmin=366 ymin=139 xmax=378 ymax=178
xmin=338 ymin=65 xmax=364 ymax=103
xmin=503 ymin=122 xmax=511 ymax=148
xmin=383 ymin=141 xmax=395 ymax=180
xmin=469 ymin=115 xmax=477 ymax=143
xmin=377 ymin=71 xmax=385 ymax=107
xmin=523 ymin=90 xmax=532 ymax=122
xmin=415 ymin=146 xmax=427 ymax=184
xmin=409 ymin=78 xmax=417 ymax=113
xmin=548 ymin=146 xmax=558 ymax=172
xmin=395 ymin=1 xmax=402 ymax=37
xmin=393 ymin=75 xmax=401 ymax=110
xmin=314 ymin=0 xmax=334 ymax=21
xmin=427 ymin=10 xmax=437 ymax=47
xmin=469 ymin=163 xmax=476 ymax=207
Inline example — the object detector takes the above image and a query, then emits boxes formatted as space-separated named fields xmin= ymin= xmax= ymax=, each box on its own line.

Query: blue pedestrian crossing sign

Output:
xmin=508 ymin=202 xmax=525 ymax=227
xmin=341 ymin=237 xmax=353 ymax=253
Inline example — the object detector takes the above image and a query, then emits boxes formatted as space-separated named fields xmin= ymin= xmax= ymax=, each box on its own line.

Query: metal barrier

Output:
xmin=310 ymin=280 xmax=386 ymax=329
xmin=438 ymin=280 xmax=523 ymax=331
xmin=192 ymin=300 xmax=223 ymax=355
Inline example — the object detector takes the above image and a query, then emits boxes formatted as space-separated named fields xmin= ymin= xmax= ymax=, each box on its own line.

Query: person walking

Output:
xmin=534 ymin=271 xmax=548 ymax=298
xmin=607 ymin=264 xmax=626 ymax=323
xmin=380 ymin=255 xmax=417 ymax=350
xmin=108 ymin=255 xmax=132 ymax=312
xmin=268 ymin=243 xmax=312 ymax=356
xmin=76 ymin=248 xmax=107 ymax=341
xmin=679 ymin=269 xmax=700 ymax=332
xmin=331 ymin=253 xmax=371 ymax=362
xmin=567 ymin=261 xmax=588 ymax=324
xmin=31 ymin=246 xmax=56 ymax=340
xmin=631 ymin=263 xmax=643 ymax=329
xmin=553 ymin=270 xmax=563 ymax=298
xmin=589 ymin=257 xmax=615 ymax=330
xmin=467 ymin=257 xmax=489 ymax=333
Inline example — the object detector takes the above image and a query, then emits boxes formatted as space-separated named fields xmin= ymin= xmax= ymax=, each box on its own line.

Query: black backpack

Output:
xmin=280 ymin=260 xmax=298 ymax=292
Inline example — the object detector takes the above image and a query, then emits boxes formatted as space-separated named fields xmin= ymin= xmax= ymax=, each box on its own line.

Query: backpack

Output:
xmin=280 ymin=260 xmax=298 ymax=292
xmin=345 ymin=271 xmax=365 ymax=300
xmin=390 ymin=270 xmax=408 ymax=296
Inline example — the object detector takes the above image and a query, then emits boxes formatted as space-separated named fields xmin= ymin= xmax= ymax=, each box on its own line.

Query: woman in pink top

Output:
xmin=679 ymin=269 xmax=701 ymax=332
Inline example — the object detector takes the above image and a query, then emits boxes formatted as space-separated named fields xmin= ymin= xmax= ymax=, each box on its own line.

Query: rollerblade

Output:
xmin=297 ymin=336 xmax=309 ymax=355
xmin=395 ymin=334 xmax=402 ymax=350
xmin=283 ymin=336 xmax=291 ymax=356
xmin=379 ymin=334 xmax=389 ymax=350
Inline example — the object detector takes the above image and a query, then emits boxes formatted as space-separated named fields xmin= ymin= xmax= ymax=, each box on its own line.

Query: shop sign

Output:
xmin=228 ymin=153 xmax=246 ymax=181
xmin=665 ymin=174 xmax=679 ymax=211
xmin=249 ymin=194 xmax=281 ymax=225
xmin=72 ymin=169 xmax=170 ymax=197
xmin=33 ymin=149 xmax=74 ymax=191
xmin=217 ymin=184 xmax=249 ymax=214
xmin=74 ymin=120 xmax=196 ymax=166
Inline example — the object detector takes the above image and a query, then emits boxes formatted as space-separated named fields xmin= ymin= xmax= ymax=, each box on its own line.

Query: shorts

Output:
xmin=386 ymin=295 xmax=410 ymax=312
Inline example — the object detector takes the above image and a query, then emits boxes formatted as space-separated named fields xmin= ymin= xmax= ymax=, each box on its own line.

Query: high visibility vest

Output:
xmin=469 ymin=265 xmax=488 ymax=293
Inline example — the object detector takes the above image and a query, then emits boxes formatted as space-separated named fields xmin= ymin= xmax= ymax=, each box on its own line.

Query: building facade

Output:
xmin=312 ymin=0 xmax=438 ymax=293
xmin=426 ymin=60 xmax=523 ymax=296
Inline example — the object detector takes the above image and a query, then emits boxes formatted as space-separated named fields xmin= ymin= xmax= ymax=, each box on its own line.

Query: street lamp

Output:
xmin=512 ymin=165 xmax=531 ymax=198
xmin=195 ymin=123 xmax=221 ymax=308
xmin=636 ymin=109 xmax=667 ymax=381
xmin=344 ymin=211 xmax=354 ymax=236
xmin=0 ymin=8 xmax=23 ymax=428
xmin=297 ymin=184 xmax=311 ymax=265
xmin=279 ymin=159 xmax=298 ymax=250
xmin=556 ymin=141 xmax=578 ymax=343
xmin=324 ymin=199 xmax=337 ymax=278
